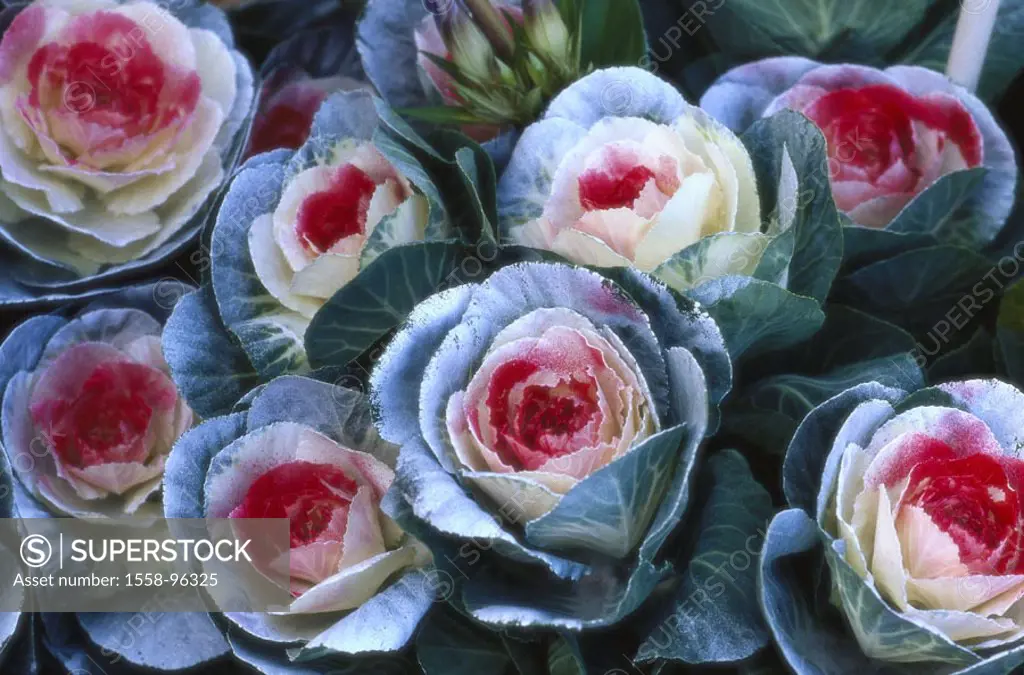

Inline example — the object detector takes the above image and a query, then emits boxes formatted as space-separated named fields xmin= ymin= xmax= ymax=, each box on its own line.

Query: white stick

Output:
xmin=946 ymin=0 xmax=1001 ymax=92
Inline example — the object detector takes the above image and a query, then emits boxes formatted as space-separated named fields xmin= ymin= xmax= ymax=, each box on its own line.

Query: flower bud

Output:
xmin=523 ymin=0 xmax=572 ymax=66
xmin=440 ymin=2 xmax=499 ymax=84
xmin=461 ymin=0 xmax=516 ymax=62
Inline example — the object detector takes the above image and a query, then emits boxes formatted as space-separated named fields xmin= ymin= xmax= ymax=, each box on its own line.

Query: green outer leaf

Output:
xmin=725 ymin=353 xmax=924 ymax=456
xmin=886 ymin=168 xmax=988 ymax=246
xmin=832 ymin=245 xmax=996 ymax=339
xmin=454 ymin=146 xmax=497 ymax=242
xmin=704 ymin=0 xmax=931 ymax=60
xmin=0 ymin=314 xmax=66 ymax=399
xmin=372 ymin=126 xmax=449 ymax=237
xmin=825 ymin=539 xmax=977 ymax=665
xmin=841 ymin=225 xmax=937 ymax=273
xmin=743 ymin=110 xmax=843 ymax=304
xmin=525 ymin=425 xmax=686 ymax=558
xmin=422 ymin=129 xmax=501 ymax=243
xmin=782 ymin=382 xmax=906 ymax=515
xmin=636 ymin=450 xmax=772 ymax=665
xmin=549 ymin=636 xmax=585 ymax=675
xmin=578 ymin=0 xmax=647 ymax=68
xmin=306 ymin=242 xmax=464 ymax=369
xmin=373 ymin=96 xmax=446 ymax=162
xmin=688 ymin=276 xmax=825 ymax=361
xmin=758 ymin=509 xmax=885 ymax=675
xmin=417 ymin=607 xmax=513 ymax=675
xmin=463 ymin=555 xmax=667 ymax=630
xmin=997 ymin=279 xmax=1024 ymax=384
xmin=769 ymin=305 xmax=919 ymax=376
xmin=162 ymin=286 xmax=261 ymax=418
xmin=929 ymin=329 xmax=996 ymax=384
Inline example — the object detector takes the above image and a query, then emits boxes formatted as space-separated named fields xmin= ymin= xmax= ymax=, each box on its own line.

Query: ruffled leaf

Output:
xmin=76 ymin=612 xmax=229 ymax=671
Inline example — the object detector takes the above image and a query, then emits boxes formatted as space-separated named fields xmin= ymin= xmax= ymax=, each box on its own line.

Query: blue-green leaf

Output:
xmin=578 ymin=0 xmax=647 ymax=67
xmin=637 ymin=450 xmax=772 ymax=664
xmin=783 ymin=382 xmax=905 ymax=515
xmin=689 ymin=276 xmax=825 ymax=361
xmin=306 ymin=242 xmax=464 ymax=369
xmin=832 ymin=245 xmax=995 ymax=340
xmin=525 ymin=425 xmax=686 ymax=558
xmin=295 ymin=569 xmax=435 ymax=659
xmin=210 ymin=155 xmax=308 ymax=379
xmin=886 ymin=169 xmax=988 ymax=247
xmin=163 ymin=413 xmax=247 ymax=519
xmin=997 ymin=279 xmax=1024 ymax=384
xmin=743 ymin=110 xmax=843 ymax=303
xmin=417 ymin=607 xmax=513 ymax=675
xmin=759 ymin=509 xmax=883 ymax=675
xmin=76 ymin=612 xmax=229 ymax=671
xmin=162 ymin=286 xmax=261 ymax=418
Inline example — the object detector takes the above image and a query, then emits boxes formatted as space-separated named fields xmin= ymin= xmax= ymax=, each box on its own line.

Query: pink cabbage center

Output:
xmin=30 ymin=361 xmax=175 ymax=469
xmin=20 ymin=11 xmax=201 ymax=165
xmin=577 ymin=146 xmax=681 ymax=213
xmin=485 ymin=359 xmax=601 ymax=470
xmin=295 ymin=164 xmax=377 ymax=254
xmin=805 ymin=84 xmax=983 ymax=184
xmin=893 ymin=439 xmax=1024 ymax=575
xmin=229 ymin=460 xmax=358 ymax=549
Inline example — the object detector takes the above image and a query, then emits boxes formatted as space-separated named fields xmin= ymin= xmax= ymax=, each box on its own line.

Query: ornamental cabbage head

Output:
xmin=0 ymin=0 xmax=254 ymax=302
xmin=210 ymin=89 xmax=450 ymax=379
xmin=762 ymin=378 xmax=1024 ymax=672
xmin=0 ymin=282 xmax=193 ymax=519
xmin=163 ymin=375 xmax=436 ymax=665
xmin=702 ymin=58 xmax=1017 ymax=243
xmin=370 ymin=261 xmax=733 ymax=629
xmin=498 ymin=67 xmax=763 ymax=281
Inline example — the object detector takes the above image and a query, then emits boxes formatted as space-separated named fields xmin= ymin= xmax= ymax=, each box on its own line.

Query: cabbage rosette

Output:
xmin=0 ymin=281 xmax=243 ymax=672
xmin=0 ymin=0 xmax=256 ymax=305
xmin=163 ymin=374 xmax=435 ymax=669
xmin=369 ymin=259 xmax=770 ymax=647
xmin=762 ymin=378 xmax=1024 ymax=673
xmin=0 ymin=282 xmax=194 ymax=520
xmin=702 ymin=58 xmax=1017 ymax=248
xmin=497 ymin=67 xmax=844 ymax=330
xmin=209 ymin=88 xmax=450 ymax=381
